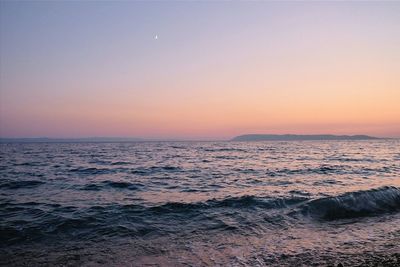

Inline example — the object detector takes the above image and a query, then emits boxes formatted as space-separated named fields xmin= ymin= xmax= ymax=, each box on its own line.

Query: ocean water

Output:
xmin=0 ymin=140 xmax=399 ymax=266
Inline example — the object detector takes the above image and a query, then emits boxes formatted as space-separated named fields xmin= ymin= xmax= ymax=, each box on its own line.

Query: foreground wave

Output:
xmin=301 ymin=186 xmax=400 ymax=220
xmin=2 ymin=186 xmax=400 ymax=247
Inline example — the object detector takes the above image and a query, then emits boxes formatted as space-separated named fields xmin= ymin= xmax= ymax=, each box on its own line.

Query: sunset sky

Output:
xmin=1 ymin=1 xmax=399 ymax=139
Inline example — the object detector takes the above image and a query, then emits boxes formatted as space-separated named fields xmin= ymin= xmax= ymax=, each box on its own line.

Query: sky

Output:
xmin=0 ymin=1 xmax=399 ymax=139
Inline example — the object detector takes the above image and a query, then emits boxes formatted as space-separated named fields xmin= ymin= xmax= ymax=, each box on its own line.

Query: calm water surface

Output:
xmin=1 ymin=140 xmax=399 ymax=266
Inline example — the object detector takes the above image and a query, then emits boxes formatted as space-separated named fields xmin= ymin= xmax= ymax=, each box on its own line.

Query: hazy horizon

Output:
xmin=0 ymin=133 xmax=395 ymax=142
xmin=1 ymin=1 xmax=399 ymax=139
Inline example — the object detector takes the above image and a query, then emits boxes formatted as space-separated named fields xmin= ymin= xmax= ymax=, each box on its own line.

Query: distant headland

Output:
xmin=231 ymin=134 xmax=381 ymax=141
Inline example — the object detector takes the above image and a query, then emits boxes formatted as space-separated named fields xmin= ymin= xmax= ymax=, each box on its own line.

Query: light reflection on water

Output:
xmin=0 ymin=140 xmax=399 ymax=265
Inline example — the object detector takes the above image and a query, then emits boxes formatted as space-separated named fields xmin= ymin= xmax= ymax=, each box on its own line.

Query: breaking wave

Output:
xmin=301 ymin=186 xmax=400 ymax=220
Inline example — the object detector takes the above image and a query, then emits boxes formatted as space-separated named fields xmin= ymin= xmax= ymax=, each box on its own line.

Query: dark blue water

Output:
xmin=1 ymin=141 xmax=399 ymax=266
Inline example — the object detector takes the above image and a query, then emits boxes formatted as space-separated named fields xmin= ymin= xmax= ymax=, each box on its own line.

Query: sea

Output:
xmin=1 ymin=140 xmax=399 ymax=266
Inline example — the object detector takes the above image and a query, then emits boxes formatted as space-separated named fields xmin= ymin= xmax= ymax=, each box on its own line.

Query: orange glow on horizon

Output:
xmin=0 ymin=2 xmax=399 ymax=138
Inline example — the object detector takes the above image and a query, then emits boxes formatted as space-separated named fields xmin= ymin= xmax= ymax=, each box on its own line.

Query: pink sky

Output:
xmin=1 ymin=2 xmax=399 ymax=139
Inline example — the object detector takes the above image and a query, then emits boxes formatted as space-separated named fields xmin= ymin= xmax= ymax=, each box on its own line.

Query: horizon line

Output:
xmin=0 ymin=133 xmax=398 ymax=142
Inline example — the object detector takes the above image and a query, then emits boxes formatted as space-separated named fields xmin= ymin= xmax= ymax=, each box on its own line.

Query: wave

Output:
xmin=130 ymin=166 xmax=182 ymax=175
xmin=13 ymin=162 xmax=45 ymax=167
xmin=1 ymin=195 xmax=305 ymax=245
xmin=69 ymin=167 xmax=117 ymax=175
xmin=149 ymin=195 xmax=308 ymax=213
xmin=0 ymin=180 xmax=45 ymax=189
xmin=326 ymin=156 xmax=375 ymax=162
xmin=3 ymin=187 xmax=400 ymax=246
xmin=266 ymin=165 xmax=392 ymax=177
xmin=0 ymin=203 xmax=155 ymax=245
xmin=201 ymin=147 xmax=246 ymax=152
xmin=266 ymin=166 xmax=342 ymax=177
xmin=110 ymin=161 xmax=130 ymax=165
xmin=301 ymin=186 xmax=400 ymax=220
xmin=82 ymin=181 xmax=143 ymax=191
xmin=68 ymin=165 xmax=183 ymax=176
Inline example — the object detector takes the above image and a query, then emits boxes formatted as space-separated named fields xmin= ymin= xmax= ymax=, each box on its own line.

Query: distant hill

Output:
xmin=0 ymin=137 xmax=145 ymax=143
xmin=231 ymin=134 xmax=380 ymax=141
